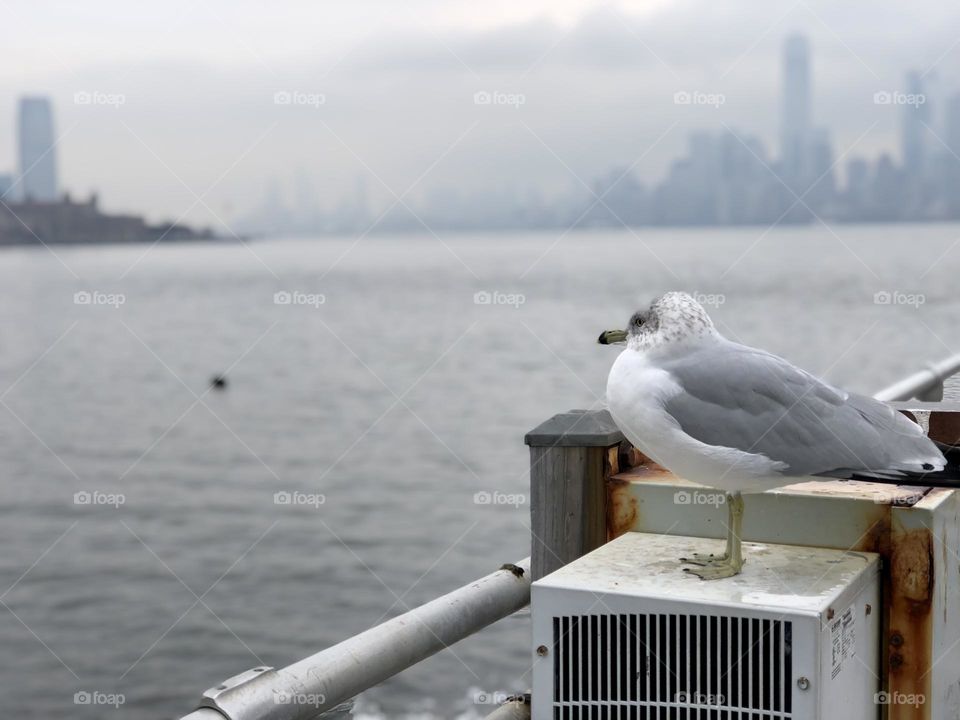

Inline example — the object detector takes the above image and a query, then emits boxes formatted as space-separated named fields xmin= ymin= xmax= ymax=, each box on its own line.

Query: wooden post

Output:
xmin=525 ymin=409 xmax=625 ymax=580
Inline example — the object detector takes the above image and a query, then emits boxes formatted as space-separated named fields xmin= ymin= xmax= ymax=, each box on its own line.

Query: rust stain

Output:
xmin=851 ymin=510 xmax=890 ymax=555
xmin=616 ymin=442 xmax=672 ymax=474
xmin=606 ymin=476 xmax=638 ymax=541
xmin=888 ymin=526 xmax=934 ymax=720
xmin=929 ymin=411 xmax=960 ymax=446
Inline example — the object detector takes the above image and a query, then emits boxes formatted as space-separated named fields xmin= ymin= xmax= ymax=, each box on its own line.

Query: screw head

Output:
xmin=536 ymin=645 xmax=549 ymax=657
xmin=797 ymin=677 xmax=810 ymax=691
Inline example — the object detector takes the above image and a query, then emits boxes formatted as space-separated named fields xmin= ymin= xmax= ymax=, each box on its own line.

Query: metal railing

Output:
xmin=176 ymin=352 xmax=960 ymax=720
xmin=179 ymin=559 xmax=530 ymax=720
xmin=874 ymin=352 xmax=960 ymax=402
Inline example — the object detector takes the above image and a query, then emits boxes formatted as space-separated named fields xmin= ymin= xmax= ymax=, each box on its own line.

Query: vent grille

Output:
xmin=551 ymin=614 xmax=792 ymax=719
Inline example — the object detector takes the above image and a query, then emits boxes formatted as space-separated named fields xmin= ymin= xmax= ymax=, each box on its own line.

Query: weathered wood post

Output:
xmin=525 ymin=409 xmax=625 ymax=579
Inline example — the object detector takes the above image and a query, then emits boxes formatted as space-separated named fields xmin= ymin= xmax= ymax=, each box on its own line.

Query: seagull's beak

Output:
xmin=597 ymin=329 xmax=628 ymax=345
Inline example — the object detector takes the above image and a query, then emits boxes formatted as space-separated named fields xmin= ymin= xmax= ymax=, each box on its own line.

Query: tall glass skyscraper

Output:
xmin=17 ymin=97 xmax=58 ymax=201
xmin=780 ymin=34 xmax=811 ymax=183
xmin=901 ymin=71 xmax=929 ymax=179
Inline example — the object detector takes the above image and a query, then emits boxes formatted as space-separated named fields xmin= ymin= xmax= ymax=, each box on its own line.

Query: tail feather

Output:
xmin=842 ymin=440 xmax=960 ymax=488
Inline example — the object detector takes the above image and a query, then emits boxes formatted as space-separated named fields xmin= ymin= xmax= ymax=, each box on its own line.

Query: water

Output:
xmin=0 ymin=224 xmax=957 ymax=718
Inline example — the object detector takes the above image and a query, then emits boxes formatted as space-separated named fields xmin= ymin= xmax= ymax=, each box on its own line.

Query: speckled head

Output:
xmin=624 ymin=292 xmax=719 ymax=352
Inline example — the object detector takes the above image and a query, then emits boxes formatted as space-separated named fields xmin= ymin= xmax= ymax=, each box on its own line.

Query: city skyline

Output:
xmin=239 ymin=32 xmax=960 ymax=233
xmin=4 ymin=14 xmax=960 ymax=233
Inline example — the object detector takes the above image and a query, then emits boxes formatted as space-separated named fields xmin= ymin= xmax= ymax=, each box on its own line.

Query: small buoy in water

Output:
xmin=210 ymin=375 xmax=228 ymax=390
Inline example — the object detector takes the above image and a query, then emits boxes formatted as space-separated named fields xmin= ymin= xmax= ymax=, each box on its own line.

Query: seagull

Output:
xmin=598 ymin=291 xmax=956 ymax=580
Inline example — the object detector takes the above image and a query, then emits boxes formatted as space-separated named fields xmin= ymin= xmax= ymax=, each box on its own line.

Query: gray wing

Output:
xmin=661 ymin=342 xmax=943 ymax=478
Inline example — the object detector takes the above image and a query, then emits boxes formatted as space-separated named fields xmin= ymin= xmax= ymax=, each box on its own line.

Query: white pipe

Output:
xmin=185 ymin=559 xmax=531 ymax=720
xmin=874 ymin=353 xmax=960 ymax=402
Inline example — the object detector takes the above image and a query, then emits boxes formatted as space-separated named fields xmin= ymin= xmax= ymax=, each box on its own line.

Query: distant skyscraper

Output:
xmin=901 ymin=71 xmax=930 ymax=179
xmin=780 ymin=34 xmax=811 ymax=183
xmin=945 ymin=93 xmax=960 ymax=156
xmin=17 ymin=97 xmax=58 ymax=201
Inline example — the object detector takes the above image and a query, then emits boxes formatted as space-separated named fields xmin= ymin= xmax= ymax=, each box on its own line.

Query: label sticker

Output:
xmin=831 ymin=607 xmax=856 ymax=678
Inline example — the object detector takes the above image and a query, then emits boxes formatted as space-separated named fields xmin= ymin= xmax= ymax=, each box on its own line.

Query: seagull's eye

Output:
xmin=633 ymin=316 xmax=644 ymax=328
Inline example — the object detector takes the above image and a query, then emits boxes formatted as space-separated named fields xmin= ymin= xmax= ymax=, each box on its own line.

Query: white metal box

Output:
xmin=532 ymin=532 xmax=881 ymax=719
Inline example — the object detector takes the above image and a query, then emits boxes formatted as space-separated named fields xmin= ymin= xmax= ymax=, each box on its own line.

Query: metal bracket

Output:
xmin=199 ymin=666 xmax=281 ymax=720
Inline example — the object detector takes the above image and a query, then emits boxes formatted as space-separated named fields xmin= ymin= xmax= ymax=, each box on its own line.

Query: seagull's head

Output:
xmin=598 ymin=292 xmax=719 ymax=351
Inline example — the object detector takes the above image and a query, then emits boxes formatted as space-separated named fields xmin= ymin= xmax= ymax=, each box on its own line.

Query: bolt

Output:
xmin=865 ymin=604 xmax=872 ymax=616
xmin=890 ymin=653 xmax=904 ymax=670
xmin=536 ymin=645 xmax=549 ymax=657
xmin=890 ymin=633 xmax=904 ymax=648
xmin=797 ymin=677 xmax=810 ymax=691
xmin=826 ymin=608 xmax=835 ymax=620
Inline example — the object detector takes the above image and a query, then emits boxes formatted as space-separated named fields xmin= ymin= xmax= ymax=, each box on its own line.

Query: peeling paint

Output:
xmin=889 ymin=526 xmax=934 ymax=720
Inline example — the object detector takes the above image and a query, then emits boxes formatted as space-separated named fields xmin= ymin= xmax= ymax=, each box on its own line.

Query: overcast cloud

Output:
xmin=2 ymin=0 xmax=959 ymax=227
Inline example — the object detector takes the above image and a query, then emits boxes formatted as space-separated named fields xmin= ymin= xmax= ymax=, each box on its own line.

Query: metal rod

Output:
xmin=181 ymin=558 xmax=531 ymax=720
xmin=874 ymin=352 xmax=960 ymax=402
xmin=180 ymin=711 xmax=226 ymax=720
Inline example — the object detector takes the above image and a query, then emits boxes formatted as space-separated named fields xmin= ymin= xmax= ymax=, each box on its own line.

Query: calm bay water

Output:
xmin=1 ymin=224 xmax=958 ymax=718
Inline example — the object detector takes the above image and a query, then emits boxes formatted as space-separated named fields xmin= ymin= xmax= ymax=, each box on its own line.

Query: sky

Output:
xmin=2 ymin=0 xmax=960 ymax=228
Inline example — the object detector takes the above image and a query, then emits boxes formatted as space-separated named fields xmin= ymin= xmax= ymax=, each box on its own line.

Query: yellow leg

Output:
xmin=681 ymin=493 xmax=744 ymax=580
